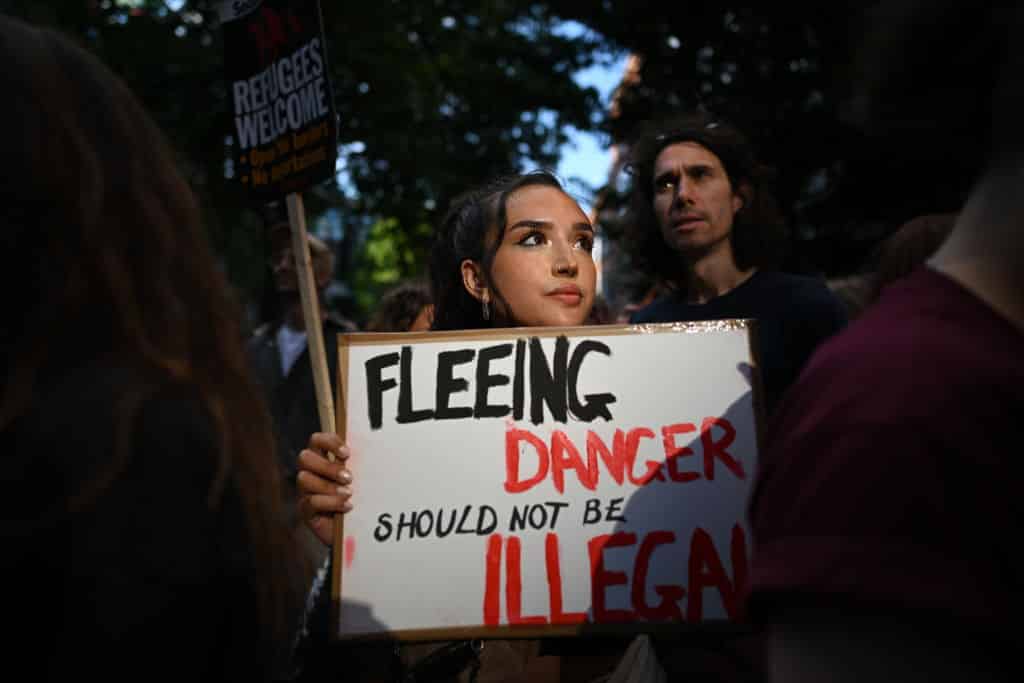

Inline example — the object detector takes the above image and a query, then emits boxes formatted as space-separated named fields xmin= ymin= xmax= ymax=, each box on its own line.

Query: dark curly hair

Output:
xmin=625 ymin=111 xmax=787 ymax=287
xmin=429 ymin=170 xmax=569 ymax=331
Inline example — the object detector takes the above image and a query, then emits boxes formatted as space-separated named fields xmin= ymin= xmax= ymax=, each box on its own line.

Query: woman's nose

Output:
xmin=552 ymin=246 xmax=578 ymax=277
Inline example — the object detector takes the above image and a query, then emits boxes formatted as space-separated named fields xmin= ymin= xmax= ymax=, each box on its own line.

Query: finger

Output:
xmin=308 ymin=432 xmax=347 ymax=462
xmin=303 ymin=491 xmax=352 ymax=516
xmin=298 ymin=449 xmax=352 ymax=487
xmin=297 ymin=470 xmax=351 ymax=497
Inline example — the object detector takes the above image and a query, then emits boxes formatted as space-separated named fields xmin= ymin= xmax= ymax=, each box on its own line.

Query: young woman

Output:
xmin=1 ymin=16 xmax=302 ymax=680
xmin=292 ymin=171 xmax=629 ymax=682
xmin=297 ymin=171 xmax=597 ymax=546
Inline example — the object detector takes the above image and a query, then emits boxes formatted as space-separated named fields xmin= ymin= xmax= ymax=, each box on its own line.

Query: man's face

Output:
xmin=269 ymin=228 xmax=332 ymax=292
xmin=269 ymin=230 xmax=299 ymax=292
xmin=651 ymin=142 xmax=743 ymax=259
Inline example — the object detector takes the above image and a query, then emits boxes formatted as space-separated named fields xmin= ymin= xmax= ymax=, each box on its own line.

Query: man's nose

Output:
xmin=272 ymin=249 xmax=293 ymax=272
xmin=675 ymin=179 xmax=695 ymax=205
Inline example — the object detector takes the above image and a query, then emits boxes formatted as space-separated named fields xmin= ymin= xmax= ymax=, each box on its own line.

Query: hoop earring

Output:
xmin=482 ymin=299 xmax=490 ymax=321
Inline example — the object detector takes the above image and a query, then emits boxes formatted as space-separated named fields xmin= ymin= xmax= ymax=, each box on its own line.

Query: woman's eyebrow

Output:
xmin=508 ymin=219 xmax=593 ymax=233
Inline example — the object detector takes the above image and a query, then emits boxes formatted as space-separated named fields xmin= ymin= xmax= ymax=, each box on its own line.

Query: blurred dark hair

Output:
xmin=429 ymin=170 xmax=570 ymax=330
xmin=367 ymin=279 xmax=433 ymax=332
xmin=625 ymin=111 xmax=786 ymax=286
xmin=0 ymin=16 xmax=298 ymax=643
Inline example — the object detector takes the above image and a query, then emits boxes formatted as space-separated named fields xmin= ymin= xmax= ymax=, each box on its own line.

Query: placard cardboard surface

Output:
xmin=333 ymin=322 xmax=763 ymax=641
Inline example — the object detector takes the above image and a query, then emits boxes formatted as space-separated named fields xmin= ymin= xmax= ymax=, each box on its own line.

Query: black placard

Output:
xmin=219 ymin=0 xmax=338 ymax=199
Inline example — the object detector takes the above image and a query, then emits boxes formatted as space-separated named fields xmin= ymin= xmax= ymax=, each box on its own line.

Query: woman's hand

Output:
xmin=296 ymin=432 xmax=352 ymax=546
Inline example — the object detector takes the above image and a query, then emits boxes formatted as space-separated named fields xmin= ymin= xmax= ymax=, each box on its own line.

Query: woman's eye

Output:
xmin=575 ymin=235 xmax=594 ymax=252
xmin=518 ymin=232 xmax=544 ymax=247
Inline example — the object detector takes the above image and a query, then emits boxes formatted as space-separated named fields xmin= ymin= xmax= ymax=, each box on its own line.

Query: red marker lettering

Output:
xmin=504 ymin=426 xmax=550 ymax=493
xmin=624 ymin=427 xmax=664 ymax=485
xmin=687 ymin=527 xmax=738 ymax=621
xmin=588 ymin=532 xmax=637 ymax=623
xmin=551 ymin=429 xmax=598 ymax=493
xmin=506 ymin=536 xmax=547 ymax=625
xmin=483 ymin=534 xmax=502 ymax=626
xmin=587 ymin=429 xmax=626 ymax=485
xmin=632 ymin=531 xmax=685 ymax=620
xmin=700 ymin=417 xmax=744 ymax=480
xmin=662 ymin=423 xmax=699 ymax=483
xmin=545 ymin=533 xmax=587 ymax=625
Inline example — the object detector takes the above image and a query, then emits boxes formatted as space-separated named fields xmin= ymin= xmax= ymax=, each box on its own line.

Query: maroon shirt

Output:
xmin=747 ymin=267 xmax=1023 ymax=642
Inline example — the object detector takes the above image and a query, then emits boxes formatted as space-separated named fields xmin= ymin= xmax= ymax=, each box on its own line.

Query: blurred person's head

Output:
xmin=853 ymin=3 xmax=1024 ymax=327
xmin=430 ymin=171 xmax=596 ymax=330
xmin=0 ymin=15 xmax=298 ymax=642
xmin=366 ymin=279 xmax=433 ymax=332
xmin=267 ymin=221 xmax=335 ymax=293
xmin=626 ymin=111 xmax=786 ymax=285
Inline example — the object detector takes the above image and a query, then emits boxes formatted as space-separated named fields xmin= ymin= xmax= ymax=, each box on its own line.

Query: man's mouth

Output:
xmin=673 ymin=215 xmax=705 ymax=230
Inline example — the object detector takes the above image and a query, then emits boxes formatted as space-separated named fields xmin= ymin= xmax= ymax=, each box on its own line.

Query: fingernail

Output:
xmin=342 ymin=502 xmax=353 ymax=513
xmin=337 ymin=486 xmax=352 ymax=497
xmin=338 ymin=470 xmax=352 ymax=484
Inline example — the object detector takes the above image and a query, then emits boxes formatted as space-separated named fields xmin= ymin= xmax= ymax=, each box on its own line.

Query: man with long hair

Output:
xmin=625 ymin=112 xmax=846 ymax=414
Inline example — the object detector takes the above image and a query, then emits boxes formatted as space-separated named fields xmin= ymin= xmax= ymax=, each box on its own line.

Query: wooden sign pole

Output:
xmin=285 ymin=192 xmax=336 ymax=441
xmin=285 ymin=192 xmax=348 ymax=627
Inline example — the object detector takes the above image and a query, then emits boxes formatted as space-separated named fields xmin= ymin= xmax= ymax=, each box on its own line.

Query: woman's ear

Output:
xmin=460 ymin=259 xmax=489 ymax=303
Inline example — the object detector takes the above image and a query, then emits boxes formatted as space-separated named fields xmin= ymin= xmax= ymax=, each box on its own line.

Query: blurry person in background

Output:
xmin=365 ymin=278 xmax=433 ymax=332
xmin=247 ymin=221 xmax=358 ymax=577
xmin=747 ymin=3 xmax=1024 ymax=681
xmin=0 ymin=15 xmax=302 ymax=680
xmin=247 ymin=221 xmax=356 ymax=490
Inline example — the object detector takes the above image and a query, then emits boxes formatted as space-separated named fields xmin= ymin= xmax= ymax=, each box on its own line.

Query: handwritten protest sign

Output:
xmin=219 ymin=0 xmax=337 ymax=199
xmin=334 ymin=322 xmax=762 ymax=641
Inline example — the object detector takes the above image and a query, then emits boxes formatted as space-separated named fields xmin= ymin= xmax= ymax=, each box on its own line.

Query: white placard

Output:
xmin=334 ymin=322 xmax=761 ymax=640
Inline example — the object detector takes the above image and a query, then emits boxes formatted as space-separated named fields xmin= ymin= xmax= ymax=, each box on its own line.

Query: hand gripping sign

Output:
xmin=332 ymin=321 xmax=765 ymax=641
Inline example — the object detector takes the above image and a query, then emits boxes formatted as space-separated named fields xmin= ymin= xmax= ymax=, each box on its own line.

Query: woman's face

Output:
xmin=481 ymin=184 xmax=596 ymax=328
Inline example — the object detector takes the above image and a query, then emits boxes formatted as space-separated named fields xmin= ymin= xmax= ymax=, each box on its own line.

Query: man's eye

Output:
xmin=655 ymin=178 xmax=676 ymax=193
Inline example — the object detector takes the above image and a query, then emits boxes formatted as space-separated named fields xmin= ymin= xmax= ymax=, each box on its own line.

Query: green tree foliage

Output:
xmin=350 ymin=216 xmax=432 ymax=318
xmin=550 ymin=3 xmax=971 ymax=279
xmin=2 ymin=0 xmax=612 ymax=322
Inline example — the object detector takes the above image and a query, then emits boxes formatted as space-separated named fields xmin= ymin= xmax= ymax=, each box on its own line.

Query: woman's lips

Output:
xmin=546 ymin=286 xmax=583 ymax=305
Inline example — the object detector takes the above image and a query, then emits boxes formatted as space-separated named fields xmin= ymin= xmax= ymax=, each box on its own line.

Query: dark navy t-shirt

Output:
xmin=629 ymin=270 xmax=847 ymax=416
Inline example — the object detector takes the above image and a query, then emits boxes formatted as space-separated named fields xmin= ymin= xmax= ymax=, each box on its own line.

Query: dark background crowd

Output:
xmin=1 ymin=1 xmax=975 ymax=328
